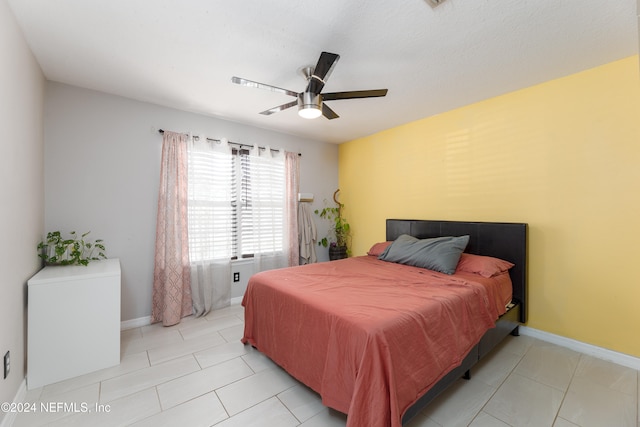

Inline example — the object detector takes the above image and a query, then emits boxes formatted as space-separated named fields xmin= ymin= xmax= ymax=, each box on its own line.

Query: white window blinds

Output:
xmin=241 ymin=148 xmax=285 ymax=256
xmin=187 ymin=139 xmax=285 ymax=262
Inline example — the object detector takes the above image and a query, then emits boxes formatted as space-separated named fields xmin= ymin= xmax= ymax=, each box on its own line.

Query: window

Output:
xmin=187 ymin=141 xmax=285 ymax=262
xmin=238 ymin=150 xmax=285 ymax=256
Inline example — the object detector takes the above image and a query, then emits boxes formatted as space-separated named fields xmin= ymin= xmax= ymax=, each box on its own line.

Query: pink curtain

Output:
xmin=151 ymin=131 xmax=192 ymax=326
xmin=285 ymin=152 xmax=300 ymax=267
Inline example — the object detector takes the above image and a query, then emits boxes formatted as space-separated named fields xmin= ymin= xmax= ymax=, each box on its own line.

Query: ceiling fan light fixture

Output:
xmin=297 ymin=92 xmax=322 ymax=119
xmin=298 ymin=105 xmax=322 ymax=119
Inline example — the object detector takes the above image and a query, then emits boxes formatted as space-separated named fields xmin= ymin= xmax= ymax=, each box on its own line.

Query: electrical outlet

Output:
xmin=3 ymin=351 xmax=9 ymax=379
xmin=233 ymin=272 xmax=240 ymax=283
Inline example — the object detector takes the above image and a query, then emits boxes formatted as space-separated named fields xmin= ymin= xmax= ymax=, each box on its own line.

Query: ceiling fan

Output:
xmin=232 ymin=52 xmax=388 ymax=120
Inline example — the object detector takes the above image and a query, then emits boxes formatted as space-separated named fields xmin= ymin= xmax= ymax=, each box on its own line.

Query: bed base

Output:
xmin=401 ymin=303 xmax=520 ymax=424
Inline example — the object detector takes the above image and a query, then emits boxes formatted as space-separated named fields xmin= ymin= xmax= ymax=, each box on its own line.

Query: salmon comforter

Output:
xmin=241 ymin=255 xmax=511 ymax=427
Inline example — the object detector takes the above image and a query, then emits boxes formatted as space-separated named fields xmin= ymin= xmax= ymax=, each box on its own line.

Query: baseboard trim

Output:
xmin=120 ymin=316 xmax=151 ymax=331
xmin=520 ymin=326 xmax=640 ymax=370
xmin=120 ymin=300 xmax=243 ymax=331
xmin=0 ymin=379 xmax=26 ymax=427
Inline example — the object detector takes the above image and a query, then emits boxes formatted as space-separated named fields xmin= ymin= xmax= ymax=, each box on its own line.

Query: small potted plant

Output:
xmin=315 ymin=189 xmax=351 ymax=260
xmin=37 ymin=231 xmax=107 ymax=266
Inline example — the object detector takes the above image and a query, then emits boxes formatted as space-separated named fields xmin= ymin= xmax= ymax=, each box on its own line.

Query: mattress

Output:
xmin=241 ymin=255 xmax=511 ymax=427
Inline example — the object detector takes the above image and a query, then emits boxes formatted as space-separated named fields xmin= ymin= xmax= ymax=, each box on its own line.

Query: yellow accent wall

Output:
xmin=339 ymin=56 xmax=640 ymax=357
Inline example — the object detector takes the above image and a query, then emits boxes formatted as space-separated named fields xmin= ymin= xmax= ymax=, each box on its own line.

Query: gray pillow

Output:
xmin=378 ymin=234 xmax=470 ymax=274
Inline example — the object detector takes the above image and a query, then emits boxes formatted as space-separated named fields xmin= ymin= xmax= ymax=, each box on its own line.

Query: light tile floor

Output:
xmin=12 ymin=304 xmax=639 ymax=427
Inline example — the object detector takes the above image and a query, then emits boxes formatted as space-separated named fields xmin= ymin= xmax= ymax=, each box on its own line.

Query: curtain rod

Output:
xmin=158 ymin=129 xmax=301 ymax=156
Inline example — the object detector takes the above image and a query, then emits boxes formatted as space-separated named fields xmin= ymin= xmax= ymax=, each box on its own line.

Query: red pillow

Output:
xmin=455 ymin=253 xmax=514 ymax=278
xmin=367 ymin=241 xmax=392 ymax=257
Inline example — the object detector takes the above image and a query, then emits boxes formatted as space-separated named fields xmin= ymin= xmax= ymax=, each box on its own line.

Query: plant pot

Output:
xmin=329 ymin=245 xmax=347 ymax=261
xmin=41 ymin=244 xmax=72 ymax=265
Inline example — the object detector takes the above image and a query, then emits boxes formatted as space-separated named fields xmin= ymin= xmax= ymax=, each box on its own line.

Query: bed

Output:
xmin=241 ymin=219 xmax=527 ymax=427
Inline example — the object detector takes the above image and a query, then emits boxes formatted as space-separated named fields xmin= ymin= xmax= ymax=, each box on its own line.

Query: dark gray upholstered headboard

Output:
xmin=386 ymin=219 xmax=527 ymax=323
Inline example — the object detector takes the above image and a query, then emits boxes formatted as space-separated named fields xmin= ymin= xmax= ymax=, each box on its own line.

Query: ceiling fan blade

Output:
xmin=322 ymin=103 xmax=339 ymax=120
xmin=322 ymin=89 xmax=388 ymax=101
xmin=259 ymin=100 xmax=298 ymax=116
xmin=306 ymin=52 xmax=340 ymax=94
xmin=232 ymin=76 xmax=298 ymax=98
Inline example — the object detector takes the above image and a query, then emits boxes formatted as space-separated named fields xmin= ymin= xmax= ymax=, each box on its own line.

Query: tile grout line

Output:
xmin=549 ymin=352 xmax=583 ymax=427
xmin=212 ymin=388 xmax=232 ymax=425
xmin=119 ymin=346 xmax=259 ymax=423
xmin=275 ymin=393 xmax=302 ymax=425
xmin=465 ymin=335 xmax=531 ymax=427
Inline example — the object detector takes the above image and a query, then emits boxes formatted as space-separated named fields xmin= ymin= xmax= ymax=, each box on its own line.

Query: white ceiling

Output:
xmin=7 ymin=0 xmax=639 ymax=144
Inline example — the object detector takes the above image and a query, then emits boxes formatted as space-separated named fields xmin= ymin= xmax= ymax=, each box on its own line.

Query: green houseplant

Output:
xmin=37 ymin=231 xmax=107 ymax=266
xmin=315 ymin=189 xmax=351 ymax=260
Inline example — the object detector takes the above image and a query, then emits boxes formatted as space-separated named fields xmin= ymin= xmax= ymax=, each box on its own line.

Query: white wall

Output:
xmin=0 ymin=0 xmax=45 ymax=419
xmin=44 ymin=82 xmax=339 ymax=321
xmin=231 ymin=260 xmax=254 ymax=302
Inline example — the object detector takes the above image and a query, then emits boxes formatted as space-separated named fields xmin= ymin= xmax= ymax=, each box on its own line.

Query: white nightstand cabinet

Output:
xmin=27 ymin=258 xmax=121 ymax=389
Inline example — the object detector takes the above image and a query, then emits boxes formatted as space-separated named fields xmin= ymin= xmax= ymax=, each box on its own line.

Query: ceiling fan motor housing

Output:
xmin=298 ymin=92 xmax=322 ymax=110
